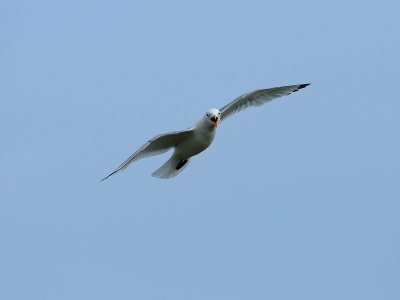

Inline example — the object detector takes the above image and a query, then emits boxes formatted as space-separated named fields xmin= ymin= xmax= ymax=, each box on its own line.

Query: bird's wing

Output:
xmin=219 ymin=83 xmax=310 ymax=122
xmin=101 ymin=129 xmax=194 ymax=181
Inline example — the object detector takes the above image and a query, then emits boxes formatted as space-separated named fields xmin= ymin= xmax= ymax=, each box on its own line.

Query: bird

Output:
xmin=102 ymin=83 xmax=310 ymax=180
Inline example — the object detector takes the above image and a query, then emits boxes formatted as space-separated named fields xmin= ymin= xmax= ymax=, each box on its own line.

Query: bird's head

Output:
xmin=205 ymin=108 xmax=221 ymax=127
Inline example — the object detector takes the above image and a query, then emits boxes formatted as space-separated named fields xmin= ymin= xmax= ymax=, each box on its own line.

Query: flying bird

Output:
xmin=102 ymin=83 xmax=310 ymax=180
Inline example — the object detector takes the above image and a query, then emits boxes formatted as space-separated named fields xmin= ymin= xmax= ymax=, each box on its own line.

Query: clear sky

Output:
xmin=1 ymin=0 xmax=400 ymax=299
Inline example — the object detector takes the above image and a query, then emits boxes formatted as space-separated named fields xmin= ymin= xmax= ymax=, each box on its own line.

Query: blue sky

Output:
xmin=1 ymin=0 xmax=400 ymax=299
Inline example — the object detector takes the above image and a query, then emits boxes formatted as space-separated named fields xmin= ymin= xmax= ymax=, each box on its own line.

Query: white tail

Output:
xmin=151 ymin=156 xmax=190 ymax=179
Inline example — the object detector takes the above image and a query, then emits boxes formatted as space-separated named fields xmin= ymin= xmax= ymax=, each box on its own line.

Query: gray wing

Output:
xmin=220 ymin=83 xmax=310 ymax=122
xmin=101 ymin=129 xmax=194 ymax=181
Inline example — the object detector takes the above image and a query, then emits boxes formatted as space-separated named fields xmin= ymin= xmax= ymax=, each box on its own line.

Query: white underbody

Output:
xmin=174 ymin=123 xmax=216 ymax=160
xmin=151 ymin=118 xmax=217 ymax=178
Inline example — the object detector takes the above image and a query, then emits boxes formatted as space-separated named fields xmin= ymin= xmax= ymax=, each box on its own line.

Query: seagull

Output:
xmin=102 ymin=83 xmax=310 ymax=180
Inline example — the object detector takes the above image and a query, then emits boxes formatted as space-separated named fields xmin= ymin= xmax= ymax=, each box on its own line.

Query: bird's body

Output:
xmin=102 ymin=83 xmax=310 ymax=180
xmin=174 ymin=126 xmax=217 ymax=159
xmin=151 ymin=119 xmax=217 ymax=179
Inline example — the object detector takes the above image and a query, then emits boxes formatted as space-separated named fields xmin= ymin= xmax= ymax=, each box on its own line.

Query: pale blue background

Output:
xmin=1 ymin=0 xmax=399 ymax=299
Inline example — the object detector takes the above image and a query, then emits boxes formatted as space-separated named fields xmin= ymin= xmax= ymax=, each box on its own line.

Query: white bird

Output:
xmin=102 ymin=83 xmax=310 ymax=180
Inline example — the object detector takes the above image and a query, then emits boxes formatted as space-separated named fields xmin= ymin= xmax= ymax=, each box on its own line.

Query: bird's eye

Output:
xmin=207 ymin=113 xmax=209 ymax=117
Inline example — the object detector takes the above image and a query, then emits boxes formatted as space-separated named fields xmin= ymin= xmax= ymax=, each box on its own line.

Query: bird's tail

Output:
xmin=151 ymin=156 xmax=190 ymax=179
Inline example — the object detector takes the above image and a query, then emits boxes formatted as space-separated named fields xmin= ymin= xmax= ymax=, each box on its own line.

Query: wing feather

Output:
xmin=220 ymin=83 xmax=310 ymax=121
xmin=101 ymin=129 xmax=194 ymax=181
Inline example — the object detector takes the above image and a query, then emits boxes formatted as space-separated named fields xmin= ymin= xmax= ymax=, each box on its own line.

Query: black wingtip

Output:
xmin=100 ymin=171 xmax=116 ymax=182
xmin=298 ymin=83 xmax=311 ymax=90
xmin=287 ymin=83 xmax=311 ymax=95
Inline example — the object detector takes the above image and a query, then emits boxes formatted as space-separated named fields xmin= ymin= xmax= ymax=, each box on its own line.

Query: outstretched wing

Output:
xmin=101 ymin=129 xmax=194 ymax=181
xmin=220 ymin=83 xmax=310 ymax=122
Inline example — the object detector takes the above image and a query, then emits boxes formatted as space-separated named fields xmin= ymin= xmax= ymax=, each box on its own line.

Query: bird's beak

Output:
xmin=211 ymin=116 xmax=219 ymax=127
